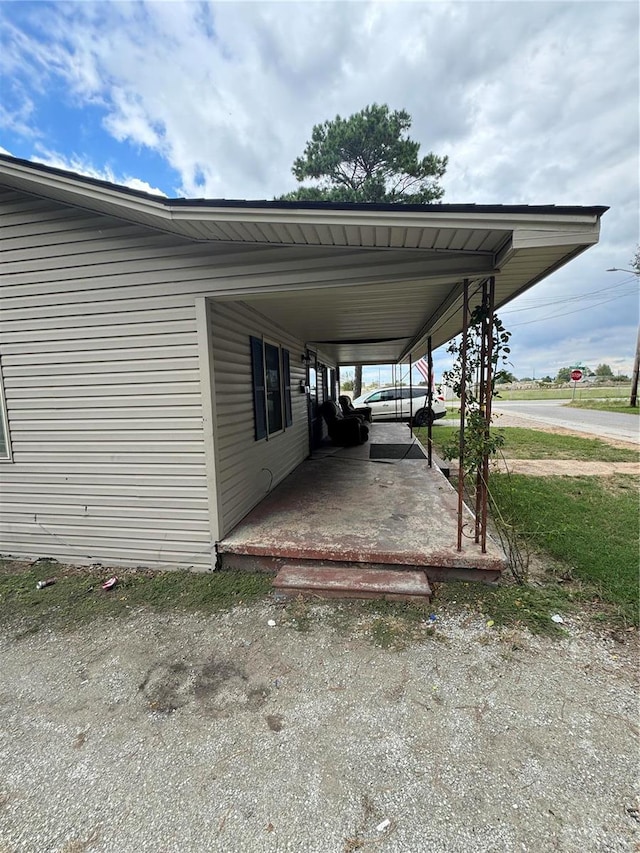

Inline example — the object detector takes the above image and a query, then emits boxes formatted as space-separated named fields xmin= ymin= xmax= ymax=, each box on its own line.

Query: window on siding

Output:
xmin=250 ymin=337 xmax=293 ymax=440
xmin=265 ymin=342 xmax=283 ymax=434
xmin=0 ymin=360 xmax=11 ymax=461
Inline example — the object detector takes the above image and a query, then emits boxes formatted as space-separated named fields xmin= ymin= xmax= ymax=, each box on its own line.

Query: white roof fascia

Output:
xmin=0 ymin=157 xmax=603 ymax=248
xmin=168 ymin=206 xmax=599 ymax=232
xmin=2 ymin=157 xmax=170 ymax=219
xmin=512 ymin=221 xmax=601 ymax=250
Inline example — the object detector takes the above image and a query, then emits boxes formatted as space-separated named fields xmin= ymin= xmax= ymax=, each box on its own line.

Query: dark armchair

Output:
xmin=339 ymin=395 xmax=372 ymax=423
xmin=320 ymin=401 xmax=369 ymax=446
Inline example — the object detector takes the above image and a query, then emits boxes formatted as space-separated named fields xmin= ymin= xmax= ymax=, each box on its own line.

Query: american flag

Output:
xmin=415 ymin=357 xmax=434 ymax=389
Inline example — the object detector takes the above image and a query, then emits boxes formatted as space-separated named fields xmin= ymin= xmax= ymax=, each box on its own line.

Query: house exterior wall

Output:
xmin=0 ymin=187 xmax=321 ymax=569
xmin=208 ymin=300 xmax=311 ymax=536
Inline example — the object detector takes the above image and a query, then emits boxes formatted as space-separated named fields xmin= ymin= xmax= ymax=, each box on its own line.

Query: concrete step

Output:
xmin=273 ymin=564 xmax=432 ymax=604
xmin=219 ymin=551 xmax=501 ymax=584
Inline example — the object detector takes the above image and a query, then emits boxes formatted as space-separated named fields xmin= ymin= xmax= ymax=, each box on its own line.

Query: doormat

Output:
xmin=369 ymin=443 xmax=426 ymax=460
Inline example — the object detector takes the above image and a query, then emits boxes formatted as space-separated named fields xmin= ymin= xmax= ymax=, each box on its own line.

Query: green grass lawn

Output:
xmin=566 ymin=399 xmax=639 ymax=416
xmin=0 ymin=562 xmax=273 ymax=636
xmin=495 ymin=385 xmax=631 ymax=401
xmin=417 ymin=425 xmax=639 ymax=462
xmin=2 ymin=421 xmax=638 ymax=638
xmin=413 ymin=424 xmax=639 ymax=630
xmin=489 ymin=473 xmax=639 ymax=625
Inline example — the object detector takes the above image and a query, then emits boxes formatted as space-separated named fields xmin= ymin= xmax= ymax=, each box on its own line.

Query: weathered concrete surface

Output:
xmin=273 ymin=565 xmax=432 ymax=603
xmin=219 ymin=424 xmax=505 ymax=576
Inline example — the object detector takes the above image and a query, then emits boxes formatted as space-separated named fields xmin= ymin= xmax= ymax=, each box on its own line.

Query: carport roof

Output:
xmin=0 ymin=153 xmax=608 ymax=363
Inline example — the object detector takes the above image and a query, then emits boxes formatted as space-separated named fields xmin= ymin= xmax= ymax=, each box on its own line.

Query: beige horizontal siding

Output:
xmin=1 ymin=503 xmax=209 ymax=521
xmin=3 ymin=358 xmax=200 ymax=377
xmin=0 ymin=539 xmax=210 ymax=567
xmin=7 ymin=406 xmax=204 ymax=420
xmin=1 ymin=332 xmax=199 ymax=356
xmin=209 ymin=300 xmax=311 ymax=536
xmin=0 ymin=188 xmax=344 ymax=566
xmin=0 ymin=250 xmax=421 ymax=302
xmin=0 ymin=193 xmax=215 ymax=568
xmin=5 ymin=369 xmax=200 ymax=387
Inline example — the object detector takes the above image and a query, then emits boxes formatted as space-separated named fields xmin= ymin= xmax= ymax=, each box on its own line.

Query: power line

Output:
xmin=509 ymin=289 xmax=639 ymax=328
xmin=500 ymin=278 xmax=638 ymax=314
xmin=503 ymin=288 xmax=637 ymax=316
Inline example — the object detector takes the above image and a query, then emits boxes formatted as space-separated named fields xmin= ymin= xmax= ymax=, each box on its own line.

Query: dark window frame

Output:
xmin=250 ymin=336 xmax=293 ymax=441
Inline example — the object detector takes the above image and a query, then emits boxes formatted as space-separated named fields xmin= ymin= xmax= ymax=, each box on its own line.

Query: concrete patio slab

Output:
xmin=218 ymin=424 xmax=506 ymax=581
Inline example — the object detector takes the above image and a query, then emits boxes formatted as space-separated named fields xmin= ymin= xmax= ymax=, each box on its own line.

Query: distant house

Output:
xmin=0 ymin=154 xmax=607 ymax=570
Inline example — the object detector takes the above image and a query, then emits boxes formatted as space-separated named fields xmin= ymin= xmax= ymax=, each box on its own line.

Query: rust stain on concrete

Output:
xmin=219 ymin=425 xmax=506 ymax=575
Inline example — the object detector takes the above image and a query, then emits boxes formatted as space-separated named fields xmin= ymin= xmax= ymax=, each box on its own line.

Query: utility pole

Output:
xmin=606 ymin=263 xmax=640 ymax=408
xmin=630 ymin=324 xmax=640 ymax=408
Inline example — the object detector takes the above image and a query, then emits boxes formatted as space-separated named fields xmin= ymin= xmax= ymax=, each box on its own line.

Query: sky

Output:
xmin=0 ymin=0 xmax=638 ymax=386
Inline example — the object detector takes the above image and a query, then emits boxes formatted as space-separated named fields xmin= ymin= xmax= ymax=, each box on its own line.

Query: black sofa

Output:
xmin=320 ymin=400 xmax=369 ymax=446
xmin=338 ymin=395 xmax=373 ymax=423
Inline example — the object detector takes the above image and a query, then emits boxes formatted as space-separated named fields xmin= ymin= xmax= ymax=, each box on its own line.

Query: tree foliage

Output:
xmin=281 ymin=104 xmax=447 ymax=204
xmin=441 ymin=309 xmax=512 ymax=475
xmin=556 ymin=367 xmax=572 ymax=383
xmin=495 ymin=370 xmax=517 ymax=384
xmin=595 ymin=363 xmax=614 ymax=376
xmin=440 ymin=308 xmax=528 ymax=584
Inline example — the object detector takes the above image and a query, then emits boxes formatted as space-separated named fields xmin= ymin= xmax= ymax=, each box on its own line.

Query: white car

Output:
xmin=351 ymin=386 xmax=446 ymax=426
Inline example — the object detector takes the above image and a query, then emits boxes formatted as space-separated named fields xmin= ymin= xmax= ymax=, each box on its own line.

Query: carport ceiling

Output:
xmin=222 ymin=225 xmax=607 ymax=364
xmin=0 ymin=154 xmax=608 ymax=364
xmin=235 ymin=234 xmax=598 ymax=364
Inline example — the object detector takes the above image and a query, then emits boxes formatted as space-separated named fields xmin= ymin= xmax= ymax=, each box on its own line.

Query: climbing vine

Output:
xmin=441 ymin=306 xmax=511 ymax=474
xmin=441 ymin=305 xmax=529 ymax=583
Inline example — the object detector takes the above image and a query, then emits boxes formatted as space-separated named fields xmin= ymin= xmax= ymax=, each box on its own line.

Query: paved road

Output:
xmin=492 ymin=399 xmax=640 ymax=444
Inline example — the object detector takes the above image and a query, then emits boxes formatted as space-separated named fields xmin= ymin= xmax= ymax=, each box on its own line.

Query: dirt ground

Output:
xmin=0 ymin=605 xmax=637 ymax=853
xmin=475 ymin=412 xmax=640 ymax=477
xmin=1 ymin=415 xmax=638 ymax=852
xmin=491 ymin=459 xmax=638 ymax=477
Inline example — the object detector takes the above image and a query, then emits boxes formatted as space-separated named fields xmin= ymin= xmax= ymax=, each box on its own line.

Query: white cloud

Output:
xmin=0 ymin=0 xmax=637 ymax=374
xmin=2 ymin=1 xmax=637 ymax=203
xmin=31 ymin=148 xmax=167 ymax=197
xmin=103 ymin=90 xmax=162 ymax=150
xmin=0 ymin=96 xmax=38 ymax=139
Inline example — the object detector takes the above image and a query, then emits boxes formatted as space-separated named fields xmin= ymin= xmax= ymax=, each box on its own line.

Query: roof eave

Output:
xmin=0 ymin=153 xmax=609 ymax=241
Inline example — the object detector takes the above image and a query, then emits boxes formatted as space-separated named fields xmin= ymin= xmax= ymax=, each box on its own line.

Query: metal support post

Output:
xmin=409 ymin=355 xmax=414 ymax=433
xmin=427 ymin=335 xmax=433 ymax=468
xmin=480 ymin=276 xmax=496 ymax=553
xmin=475 ymin=280 xmax=488 ymax=543
xmin=457 ymin=280 xmax=470 ymax=552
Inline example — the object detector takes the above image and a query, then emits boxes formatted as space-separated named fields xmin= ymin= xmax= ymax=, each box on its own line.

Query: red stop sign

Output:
xmin=571 ymin=369 xmax=583 ymax=381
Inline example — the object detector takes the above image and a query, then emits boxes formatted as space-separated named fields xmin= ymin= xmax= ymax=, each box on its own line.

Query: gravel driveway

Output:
xmin=0 ymin=605 xmax=637 ymax=853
